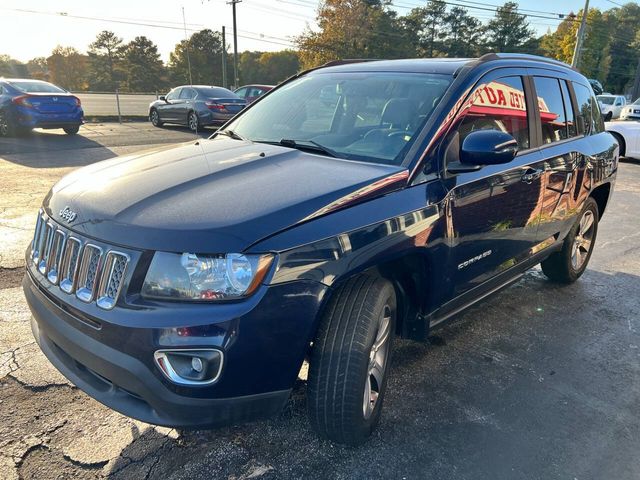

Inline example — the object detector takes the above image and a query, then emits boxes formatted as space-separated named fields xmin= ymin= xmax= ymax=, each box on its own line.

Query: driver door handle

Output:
xmin=521 ymin=168 xmax=544 ymax=184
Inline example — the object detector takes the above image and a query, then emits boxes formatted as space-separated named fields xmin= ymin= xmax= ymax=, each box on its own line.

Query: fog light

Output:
xmin=153 ymin=349 xmax=223 ymax=386
xmin=191 ymin=356 xmax=204 ymax=373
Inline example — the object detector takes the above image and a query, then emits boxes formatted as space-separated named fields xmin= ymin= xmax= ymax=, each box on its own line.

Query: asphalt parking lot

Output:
xmin=1 ymin=124 xmax=639 ymax=479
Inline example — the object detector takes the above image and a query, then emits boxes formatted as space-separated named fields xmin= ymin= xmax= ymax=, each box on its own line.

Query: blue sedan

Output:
xmin=0 ymin=78 xmax=84 ymax=136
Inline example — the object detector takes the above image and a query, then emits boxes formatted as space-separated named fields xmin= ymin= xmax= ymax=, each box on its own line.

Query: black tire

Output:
xmin=308 ymin=274 xmax=396 ymax=445
xmin=610 ymin=131 xmax=626 ymax=157
xmin=605 ymin=112 xmax=613 ymax=122
xmin=188 ymin=111 xmax=200 ymax=132
xmin=541 ymin=197 xmax=599 ymax=283
xmin=149 ymin=108 xmax=163 ymax=127
xmin=0 ymin=110 xmax=15 ymax=137
xmin=63 ymin=126 xmax=80 ymax=135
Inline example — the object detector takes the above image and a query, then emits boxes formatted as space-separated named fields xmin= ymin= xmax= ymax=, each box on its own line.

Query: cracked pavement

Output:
xmin=1 ymin=124 xmax=639 ymax=479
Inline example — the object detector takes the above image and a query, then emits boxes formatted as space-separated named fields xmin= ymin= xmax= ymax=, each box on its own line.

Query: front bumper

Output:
xmin=24 ymin=270 xmax=328 ymax=428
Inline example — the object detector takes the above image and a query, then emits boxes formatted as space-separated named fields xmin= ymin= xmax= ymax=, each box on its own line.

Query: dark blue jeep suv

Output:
xmin=23 ymin=54 xmax=617 ymax=445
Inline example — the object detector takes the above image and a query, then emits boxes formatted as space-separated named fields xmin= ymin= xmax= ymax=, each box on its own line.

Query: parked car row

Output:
xmin=149 ymin=84 xmax=273 ymax=132
xmin=0 ymin=78 xmax=83 ymax=137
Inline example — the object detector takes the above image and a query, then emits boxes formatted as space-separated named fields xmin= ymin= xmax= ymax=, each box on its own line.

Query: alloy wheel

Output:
xmin=150 ymin=110 xmax=159 ymax=126
xmin=363 ymin=304 xmax=392 ymax=419
xmin=571 ymin=210 xmax=595 ymax=270
xmin=0 ymin=111 xmax=9 ymax=137
xmin=189 ymin=113 xmax=198 ymax=132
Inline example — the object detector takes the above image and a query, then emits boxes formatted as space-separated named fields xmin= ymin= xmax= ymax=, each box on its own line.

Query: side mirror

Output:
xmin=460 ymin=129 xmax=518 ymax=166
xmin=159 ymin=95 xmax=167 ymax=102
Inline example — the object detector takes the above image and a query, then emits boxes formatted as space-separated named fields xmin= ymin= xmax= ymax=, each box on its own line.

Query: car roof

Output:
xmin=178 ymin=85 xmax=230 ymax=89
xmin=239 ymin=84 xmax=274 ymax=89
xmin=310 ymin=53 xmax=575 ymax=76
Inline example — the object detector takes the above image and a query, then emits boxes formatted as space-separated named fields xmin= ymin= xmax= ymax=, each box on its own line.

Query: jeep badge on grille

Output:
xmin=59 ymin=206 xmax=77 ymax=223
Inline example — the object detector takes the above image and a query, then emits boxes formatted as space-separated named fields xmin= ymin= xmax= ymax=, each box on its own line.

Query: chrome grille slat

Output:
xmin=76 ymin=244 xmax=103 ymax=303
xmin=59 ymin=237 xmax=82 ymax=294
xmin=37 ymin=222 xmax=55 ymax=274
xmin=31 ymin=212 xmax=43 ymax=264
xmin=32 ymin=213 xmax=47 ymax=265
xmin=97 ymin=252 xmax=129 ymax=310
xmin=46 ymin=229 xmax=66 ymax=284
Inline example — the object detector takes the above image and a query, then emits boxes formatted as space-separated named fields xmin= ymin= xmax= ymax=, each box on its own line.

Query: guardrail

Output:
xmin=73 ymin=91 xmax=160 ymax=120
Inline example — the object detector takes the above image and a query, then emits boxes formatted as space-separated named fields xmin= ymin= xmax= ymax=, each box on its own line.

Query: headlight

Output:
xmin=141 ymin=252 xmax=274 ymax=301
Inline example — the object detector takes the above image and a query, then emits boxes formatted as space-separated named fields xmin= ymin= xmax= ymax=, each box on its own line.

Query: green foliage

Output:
xmin=168 ymin=29 xmax=227 ymax=86
xmin=238 ymin=51 xmax=300 ymax=85
xmin=0 ymin=55 xmax=28 ymax=77
xmin=485 ymin=2 xmax=536 ymax=53
xmin=121 ymin=36 xmax=167 ymax=92
xmin=87 ymin=31 xmax=124 ymax=91
xmin=46 ymin=46 xmax=87 ymax=91
xmin=295 ymin=0 xmax=413 ymax=69
xmin=26 ymin=57 xmax=49 ymax=81
xmin=404 ymin=1 xmax=448 ymax=57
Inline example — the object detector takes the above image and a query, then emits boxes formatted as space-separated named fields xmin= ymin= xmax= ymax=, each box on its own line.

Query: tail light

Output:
xmin=72 ymin=96 xmax=81 ymax=107
xmin=12 ymin=95 xmax=33 ymax=108
xmin=205 ymin=101 xmax=225 ymax=110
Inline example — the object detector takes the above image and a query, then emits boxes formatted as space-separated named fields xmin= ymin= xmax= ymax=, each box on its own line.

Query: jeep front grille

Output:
xmin=29 ymin=210 xmax=130 ymax=310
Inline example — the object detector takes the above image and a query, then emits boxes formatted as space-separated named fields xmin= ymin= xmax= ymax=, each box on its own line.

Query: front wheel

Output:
xmin=188 ymin=111 xmax=200 ymax=132
xmin=149 ymin=109 xmax=163 ymax=127
xmin=604 ymin=112 xmax=613 ymax=122
xmin=541 ymin=197 xmax=599 ymax=283
xmin=63 ymin=126 xmax=80 ymax=135
xmin=308 ymin=275 xmax=396 ymax=445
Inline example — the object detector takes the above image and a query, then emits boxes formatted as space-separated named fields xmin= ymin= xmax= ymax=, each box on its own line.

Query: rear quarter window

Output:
xmin=573 ymin=82 xmax=593 ymax=135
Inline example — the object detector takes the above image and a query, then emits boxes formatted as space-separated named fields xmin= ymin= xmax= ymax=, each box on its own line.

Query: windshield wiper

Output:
xmin=213 ymin=129 xmax=246 ymax=141
xmin=277 ymin=139 xmax=340 ymax=158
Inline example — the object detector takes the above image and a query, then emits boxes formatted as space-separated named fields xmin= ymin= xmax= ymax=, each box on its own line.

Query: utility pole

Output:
xmin=228 ymin=0 xmax=241 ymax=89
xmin=221 ymin=26 xmax=228 ymax=89
xmin=571 ymin=0 xmax=590 ymax=69
xmin=631 ymin=58 xmax=640 ymax=101
xmin=182 ymin=7 xmax=193 ymax=85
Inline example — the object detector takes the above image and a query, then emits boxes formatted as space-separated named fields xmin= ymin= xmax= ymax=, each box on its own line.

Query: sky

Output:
xmin=0 ymin=0 xmax=626 ymax=63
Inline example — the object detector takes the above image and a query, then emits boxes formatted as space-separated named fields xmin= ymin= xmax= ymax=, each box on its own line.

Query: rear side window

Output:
xmin=533 ymin=77 xmax=569 ymax=144
xmin=457 ymin=76 xmax=530 ymax=150
xmin=573 ymin=83 xmax=593 ymax=135
xmin=560 ymin=80 xmax=577 ymax=138
xmin=591 ymin=95 xmax=605 ymax=133
xmin=179 ymin=88 xmax=195 ymax=100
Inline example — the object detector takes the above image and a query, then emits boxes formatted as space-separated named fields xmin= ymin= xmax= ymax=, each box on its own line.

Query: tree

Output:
xmin=47 ymin=46 xmax=87 ymax=91
xmin=603 ymin=3 xmax=640 ymax=94
xmin=404 ymin=1 xmax=448 ymax=57
xmin=0 ymin=55 xmax=27 ymax=77
xmin=168 ymin=29 xmax=226 ymax=86
xmin=239 ymin=51 xmax=300 ymax=85
xmin=296 ymin=0 xmax=413 ymax=69
xmin=442 ymin=6 xmax=483 ymax=57
xmin=485 ymin=2 xmax=535 ymax=53
xmin=121 ymin=36 xmax=167 ymax=92
xmin=87 ymin=31 xmax=124 ymax=90
xmin=26 ymin=57 xmax=49 ymax=81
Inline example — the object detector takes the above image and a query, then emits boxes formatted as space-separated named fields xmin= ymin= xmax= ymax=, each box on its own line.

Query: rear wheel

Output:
xmin=150 ymin=109 xmax=163 ymax=127
xmin=0 ymin=110 xmax=15 ymax=137
xmin=541 ymin=197 xmax=599 ymax=283
xmin=188 ymin=111 xmax=199 ymax=132
xmin=308 ymin=275 xmax=396 ymax=445
xmin=63 ymin=126 xmax=80 ymax=135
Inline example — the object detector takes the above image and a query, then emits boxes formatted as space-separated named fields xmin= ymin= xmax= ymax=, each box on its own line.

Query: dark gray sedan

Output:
xmin=149 ymin=85 xmax=246 ymax=132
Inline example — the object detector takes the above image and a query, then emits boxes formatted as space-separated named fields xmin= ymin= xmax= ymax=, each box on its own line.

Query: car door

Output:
xmin=443 ymin=72 xmax=546 ymax=298
xmin=157 ymin=88 xmax=181 ymax=122
xmin=177 ymin=87 xmax=196 ymax=124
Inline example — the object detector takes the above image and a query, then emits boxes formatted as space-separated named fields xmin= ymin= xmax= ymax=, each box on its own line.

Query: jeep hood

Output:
xmin=44 ymin=137 xmax=408 ymax=252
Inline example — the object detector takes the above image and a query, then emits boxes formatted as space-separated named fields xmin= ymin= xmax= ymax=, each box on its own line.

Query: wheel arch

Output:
xmin=590 ymin=182 xmax=612 ymax=219
xmin=609 ymin=130 xmax=626 ymax=157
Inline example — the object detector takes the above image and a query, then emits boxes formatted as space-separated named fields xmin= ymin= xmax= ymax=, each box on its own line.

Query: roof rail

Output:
xmin=320 ymin=59 xmax=381 ymax=68
xmin=478 ymin=52 xmax=575 ymax=70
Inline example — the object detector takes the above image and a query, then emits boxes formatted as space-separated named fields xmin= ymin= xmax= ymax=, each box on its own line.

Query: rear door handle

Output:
xmin=521 ymin=168 xmax=544 ymax=184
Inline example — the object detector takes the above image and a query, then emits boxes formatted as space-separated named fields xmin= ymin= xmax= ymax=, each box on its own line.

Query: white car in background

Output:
xmin=606 ymin=120 xmax=640 ymax=160
xmin=620 ymin=98 xmax=640 ymax=120
xmin=598 ymin=95 xmax=627 ymax=121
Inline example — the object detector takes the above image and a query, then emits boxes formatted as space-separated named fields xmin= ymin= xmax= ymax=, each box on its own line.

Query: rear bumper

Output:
xmin=15 ymin=106 xmax=83 ymax=129
xmin=24 ymin=270 xmax=327 ymax=428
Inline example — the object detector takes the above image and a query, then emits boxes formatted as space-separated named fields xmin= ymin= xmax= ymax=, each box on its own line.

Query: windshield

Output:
xmin=223 ymin=71 xmax=452 ymax=166
xmin=8 ymin=81 xmax=66 ymax=93
xmin=196 ymin=87 xmax=237 ymax=98
xmin=597 ymin=96 xmax=615 ymax=105
xmin=632 ymin=98 xmax=640 ymax=105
